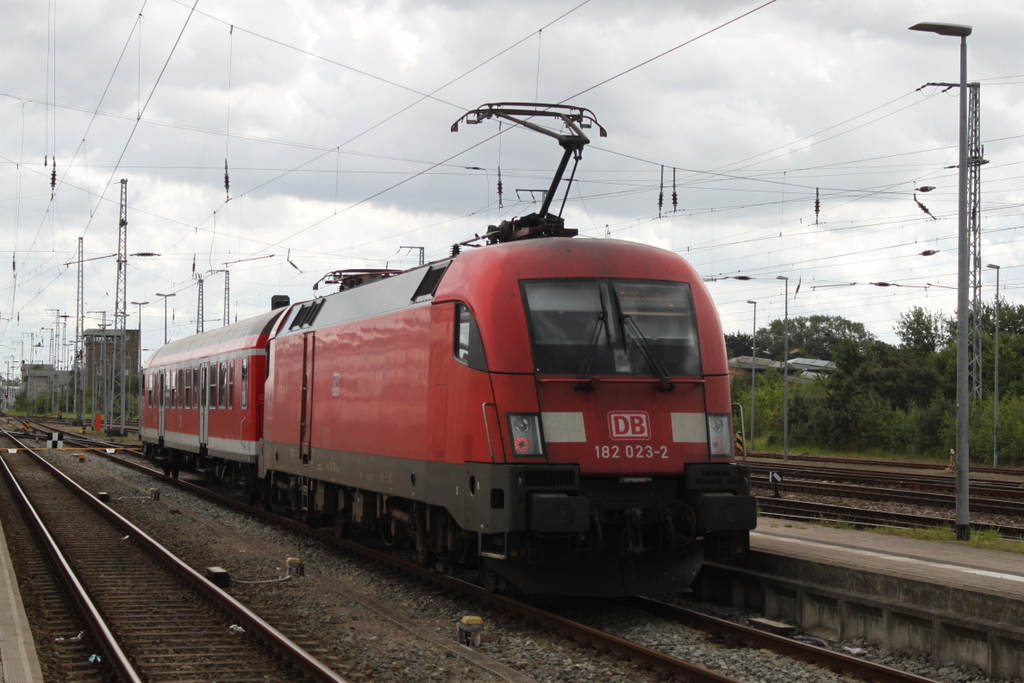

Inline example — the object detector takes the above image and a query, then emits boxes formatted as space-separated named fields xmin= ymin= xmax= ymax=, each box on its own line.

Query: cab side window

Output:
xmin=454 ymin=303 xmax=488 ymax=371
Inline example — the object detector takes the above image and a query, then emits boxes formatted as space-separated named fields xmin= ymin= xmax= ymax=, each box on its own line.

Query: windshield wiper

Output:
xmin=622 ymin=315 xmax=674 ymax=391
xmin=574 ymin=311 xmax=606 ymax=391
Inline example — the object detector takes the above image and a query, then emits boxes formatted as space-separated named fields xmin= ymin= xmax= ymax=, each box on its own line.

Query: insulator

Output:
xmin=497 ymin=167 xmax=504 ymax=209
xmin=224 ymin=159 xmax=230 ymax=198
xmin=657 ymin=165 xmax=664 ymax=215
xmin=51 ymin=163 xmax=57 ymax=194
xmin=672 ymin=167 xmax=678 ymax=211
xmin=451 ymin=243 xmax=460 ymax=257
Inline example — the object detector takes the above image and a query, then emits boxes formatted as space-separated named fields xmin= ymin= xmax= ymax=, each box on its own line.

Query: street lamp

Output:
xmin=156 ymin=293 xmax=176 ymax=345
xmin=776 ymin=276 xmax=789 ymax=460
xmin=987 ymin=264 xmax=1000 ymax=468
xmin=131 ymin=301 xmax=149 ymax=408
xmin=747 ymin=300 xmax=757 ymax=456
xmin=910 ymin=20 xmax=972 ymax=541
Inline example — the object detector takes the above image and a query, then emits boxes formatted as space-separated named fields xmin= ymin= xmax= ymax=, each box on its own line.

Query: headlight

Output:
xmin=707 ymin=413 xmax=732 ymax=457
xmin=508 ymin=413 xmax=545 ymax=457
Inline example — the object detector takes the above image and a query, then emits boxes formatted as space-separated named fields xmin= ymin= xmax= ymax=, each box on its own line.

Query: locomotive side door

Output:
xmin=299 ymin=331 xmax=315 ymax=465
xmin=199 ymin=361 xmax=210 ymax=448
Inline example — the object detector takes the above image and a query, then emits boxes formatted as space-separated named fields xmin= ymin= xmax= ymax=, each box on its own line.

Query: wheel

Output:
xmin=479 ymin=558 xmax=504 ymax=593
xmin=333 ymin=516 xmax=351 ymax=539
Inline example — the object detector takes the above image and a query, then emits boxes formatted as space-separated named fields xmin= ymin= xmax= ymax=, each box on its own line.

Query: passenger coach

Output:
xmin=140 ymin=309 xmax=283 ymax=480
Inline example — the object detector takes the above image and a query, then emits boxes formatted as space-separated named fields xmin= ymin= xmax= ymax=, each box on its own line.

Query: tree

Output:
xmin=724 ymin=332 xmax=753 ymax=359
xmin=895 ymin=306 xmax=946 ymax=355
xmin=758 ymin=315 xmax=874 ymax=361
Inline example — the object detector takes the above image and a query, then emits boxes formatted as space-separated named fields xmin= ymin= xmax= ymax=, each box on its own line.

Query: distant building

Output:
xmin=728 ymin=356 xmax=835 ymax=384
xmin=20 ymin=363 xmax=71 ymax=408
xmin=83 ymin=328 xmax=140 ymax=397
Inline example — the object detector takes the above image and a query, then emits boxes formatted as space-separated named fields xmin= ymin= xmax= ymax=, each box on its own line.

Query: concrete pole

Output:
xmin=747 ymin=300 xmax=757 ymax=453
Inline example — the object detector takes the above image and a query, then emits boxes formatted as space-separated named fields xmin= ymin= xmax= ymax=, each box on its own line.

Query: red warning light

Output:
xmin=514 ymin=436 xmax=532 ymax=454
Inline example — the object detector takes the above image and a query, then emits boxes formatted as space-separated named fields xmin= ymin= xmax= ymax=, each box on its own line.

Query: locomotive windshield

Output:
xmin=522 ymin=279 xmax=700 ymax=377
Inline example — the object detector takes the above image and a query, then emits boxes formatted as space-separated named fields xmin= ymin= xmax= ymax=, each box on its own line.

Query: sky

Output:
xmin=2 ymin=0 xmax=1024 ymax=374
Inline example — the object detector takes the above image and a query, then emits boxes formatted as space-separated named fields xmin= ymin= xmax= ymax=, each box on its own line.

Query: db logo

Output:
xmin=608 ymin=411 xmax=650 ymax=440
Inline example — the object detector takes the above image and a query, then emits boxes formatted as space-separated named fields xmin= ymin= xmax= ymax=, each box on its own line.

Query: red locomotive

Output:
xmin=140 ymin=104 xmax=755 ymax=595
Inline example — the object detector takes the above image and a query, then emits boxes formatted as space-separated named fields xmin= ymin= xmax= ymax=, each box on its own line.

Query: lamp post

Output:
xmin=747 ymin=300 xmax=757 ymax=454
xmin=987 ymin=264 xmax=1000 ymax=468
xmin=131 ymin=300 xmax=149 ymax=418
xmin=910 ymin=20 xmax=972 ymax=540
xmin=776 ymin=276 xmax=789 ymax=460
xmin=156 ymin=293 xmax=176 ymax=345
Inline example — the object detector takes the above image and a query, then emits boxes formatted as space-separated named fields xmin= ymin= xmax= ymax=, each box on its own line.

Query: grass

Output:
xmin=752 ymin=440 xmax=951 ymax=465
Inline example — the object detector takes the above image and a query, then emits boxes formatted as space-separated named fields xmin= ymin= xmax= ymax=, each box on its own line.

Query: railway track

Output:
xmin=748 ymin=450 xmax=1021 ymax=478
xmin=752 ymin=474 xmax=1024 ymax=518
xmin=755 ymin=496 xmax=1024 ymax=539
xmin=19 ymin=424 xmax=942 ymax=683
xmin=0 ymin=428 xmax=345 ymax=683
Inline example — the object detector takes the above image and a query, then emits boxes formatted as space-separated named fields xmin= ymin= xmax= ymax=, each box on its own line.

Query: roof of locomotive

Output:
xmin=434 ymin=237 xmax=705 ymax=297
xmin=214 ymin=237 xmax=723 ymax=375
xmin=273 ymin=237 xmax=708 ymax=335
xmin=273 ymin=261 xmax=446 ymax=337
xmin=144 ymin=308 xmax=285 ymax=368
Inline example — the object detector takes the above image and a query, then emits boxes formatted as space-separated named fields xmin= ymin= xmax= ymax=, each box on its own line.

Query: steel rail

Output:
xmin=4 ymin=428 xmax=348 ymax=683
xmin=0 ymin=429 xmax=143 ymax=683
xmin=632 ymin=596 xmax=941 ymax=683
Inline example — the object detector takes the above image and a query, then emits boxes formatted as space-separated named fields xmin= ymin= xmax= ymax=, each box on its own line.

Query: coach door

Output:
xmin=299 ymin=332 xmax=315 ymax=465
xmin=158 ymin=370 xmax=166 ymax=440
xmin=199 ymin=362 xmax=210 ymax=448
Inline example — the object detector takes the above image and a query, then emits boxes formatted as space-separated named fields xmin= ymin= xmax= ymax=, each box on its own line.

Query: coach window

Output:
xmin=177 ymin=369 xmax=185 ymax=408
xmin=169 ymin=370 xmax=176 ymax=408
xmin=160 ymin=371 xmax=166 ymax=407
xmin=218 ymin=362 xmax=227 ymax=409
xmin=228 ymin=360 xmax=235 ymax=409
xmin=240 ymin=358 xmax=249 ymax=409
xmin=453 ymin=303 xmax=488 ymax=371
xmin=193 ymin=366 xmax=200 ymax=408
xmin=146 ymin=372 xmax=152 ymax=407
xmin=208 ymin=364 xmax=217 ymax=409
xmin=184 ymin=368 xmax=192 ymax=408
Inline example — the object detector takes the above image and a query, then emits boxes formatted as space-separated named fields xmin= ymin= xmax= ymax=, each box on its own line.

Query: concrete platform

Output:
xmin=753 ymin=518 xmax=1024 ymax=601
xmin=697 ymin=519 xmax=1024 ymax=678
xmin=0 ymin=512 xmax=44 ymax=683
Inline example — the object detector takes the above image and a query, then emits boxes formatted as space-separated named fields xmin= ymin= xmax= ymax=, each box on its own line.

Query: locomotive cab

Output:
xmin=430 ymin=237 xmax=757 ymax=595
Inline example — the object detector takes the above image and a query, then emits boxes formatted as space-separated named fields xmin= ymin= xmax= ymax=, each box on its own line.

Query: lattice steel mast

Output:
xmin=196 ymin=274 xmax=205 ymax=334
xmin=967 ymin=83 xmax=987 ymax=398
xmin=74 ymin=236 xmax=84 ymax=422
xmin=110 ymin=179 xmax=128 ymax=435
